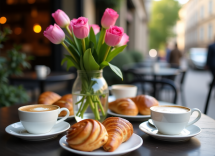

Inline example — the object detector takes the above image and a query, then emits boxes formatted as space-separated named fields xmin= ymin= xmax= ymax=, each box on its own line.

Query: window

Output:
xmin=201 ymin=6 xmax=204 ymax=19
xmin=208 ymin=24 xmax=213 ymax=40
xmin=200 ymin=27 xmax=204 ymax=41
xmin=209 ymin=0 xmax=213 ymax=15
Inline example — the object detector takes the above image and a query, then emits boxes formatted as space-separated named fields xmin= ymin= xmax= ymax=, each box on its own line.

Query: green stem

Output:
xmin=66 ymin=25 xmax=73 ymax=39
xmin=79 ymin=98 xmax=90 ymax=117
xmin=91 ymin=96 xmax=100 ymax=120
xmin=82 ymin=39 xmax=86 ymax=53
xmin=96 ymin=96 xmax=105 ymax=116
xmin=102 ymin=46 xmax=111 ymax=62
xmin=61 ymin=42 xmax=78 ymax=63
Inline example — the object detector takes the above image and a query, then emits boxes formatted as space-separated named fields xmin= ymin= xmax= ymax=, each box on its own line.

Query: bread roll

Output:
xmin=102 ymin=117 xmax=133 ymax=152
xmin=109 ymin=98 xmax=138 ymax=116
xmin=38 ymin=91 xmax=61 ymax=105
xmin=130 ymin=95 xmax=159 ymax=115
xmin=53 ymin=94 xmax=73 ymax=116
xmin=66 ymin=119 xmax=108 ymax=152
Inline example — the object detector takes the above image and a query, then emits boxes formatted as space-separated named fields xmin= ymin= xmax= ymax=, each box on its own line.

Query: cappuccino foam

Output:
xmin=152 ymin=106 xmax=189 ymax=113
xmin=19 ymin=105 xmax=58 ymax=112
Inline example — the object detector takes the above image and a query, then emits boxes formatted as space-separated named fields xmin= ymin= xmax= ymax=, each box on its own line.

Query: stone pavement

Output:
xmin=177 ymin=69 xmax=215 ymax=120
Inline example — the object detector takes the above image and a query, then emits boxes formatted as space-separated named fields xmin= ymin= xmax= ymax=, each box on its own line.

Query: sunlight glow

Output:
xmin=149 ymin=49 xmax=157 ymax=57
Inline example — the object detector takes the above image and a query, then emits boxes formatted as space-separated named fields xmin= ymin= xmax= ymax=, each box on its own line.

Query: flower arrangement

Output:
xmin=44 ymin=8 xmax=129 ymax=121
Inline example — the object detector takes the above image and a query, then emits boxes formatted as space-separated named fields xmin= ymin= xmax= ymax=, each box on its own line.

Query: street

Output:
xmin=177 ymin=69 xmax=215 ymax=120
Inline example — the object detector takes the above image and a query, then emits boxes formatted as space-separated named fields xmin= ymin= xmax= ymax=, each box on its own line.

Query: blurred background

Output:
xmin=1 ymin=0 xmax=215 ymax=119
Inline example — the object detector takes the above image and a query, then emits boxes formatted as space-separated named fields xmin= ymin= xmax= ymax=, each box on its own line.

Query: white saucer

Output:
xmin=58 ymin=115 xmax=74 ymax=120
xmin=139 ymin=121 xmax=201 ymax=142
xmin=59 ymin=133 xmax=143 ymax=156
xmin=5 ymin=121 xmax=70 ymax=141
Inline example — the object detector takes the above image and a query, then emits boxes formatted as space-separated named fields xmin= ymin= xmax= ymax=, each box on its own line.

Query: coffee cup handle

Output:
xmin=186 ymin=108 xmax=201 ymax=127
xmin=55 ymin=108 xmax=70 ymax=125
xmin=46 ymin=67 xmax=51 ymax=75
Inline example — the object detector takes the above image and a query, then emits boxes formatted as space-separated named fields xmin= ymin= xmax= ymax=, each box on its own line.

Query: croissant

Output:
xmin=66 ymin=119 xmax=108 ymax=152
xmin=38 ymin=91 xmax=61 ymax=105
xmin=109 ymin=98 xmax=138 ymax=116
xmin=130 ymin=95 xmax=159 ymax=115
xmin=102 ymin=117 xmax=133 ymax=152
xmin=53 ymin=94 xmax=73 ymax=116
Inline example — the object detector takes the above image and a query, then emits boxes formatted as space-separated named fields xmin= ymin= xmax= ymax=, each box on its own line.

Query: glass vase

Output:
xmin=72 ymin=70 xmax=109 ymax=122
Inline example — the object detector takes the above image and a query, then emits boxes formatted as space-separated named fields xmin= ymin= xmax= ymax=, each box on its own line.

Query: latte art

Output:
xmin=19 ymin=105 xmax=58 ymax=112
xmin=151 ymin=106 xmax=189 ymax=113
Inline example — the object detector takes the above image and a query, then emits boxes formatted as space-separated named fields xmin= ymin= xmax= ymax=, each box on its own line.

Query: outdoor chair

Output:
xmin=204 ymin=75 xmax=215 ymax=114
xmin=128 ymin=78 xmax=178 ymax=104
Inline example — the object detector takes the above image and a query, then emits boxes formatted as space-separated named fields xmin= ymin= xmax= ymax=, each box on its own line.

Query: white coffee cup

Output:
xmin=110 ymin=84 xmax=137 ymax=99
xmin=18 ymin=104 xmax=69 ymax=134
xmin=150 ymin=105 xmax=201 ymax=135
xmin=35 ymin=65 xmax=51 ymax=79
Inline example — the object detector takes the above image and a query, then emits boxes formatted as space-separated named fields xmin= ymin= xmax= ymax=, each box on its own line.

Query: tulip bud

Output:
xmin=44 ymin=24 xmax=65 ymax=44
xmin=115 ymin=33 xmax=129 ymax=47
xmin=89 ymin=24 xmax=100 ymax=35
xmin=101 ymin=8 xmax=119 ymax=29
xmin=105 ymin=26 xmax=124 ymax=47
xmin=52 ymin=9 xmax=70 ymax=28
xmin=69 ymin=17 xmax=89 ymax=39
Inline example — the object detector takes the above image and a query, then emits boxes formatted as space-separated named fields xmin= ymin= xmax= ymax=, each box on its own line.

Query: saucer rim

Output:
xmin=5 ymin=121 xmax=70 ymax=137
xmin=139 ymin=121 xmax=202 ymax=138
xmin=59 ymin=133 xmax=143 ymax=155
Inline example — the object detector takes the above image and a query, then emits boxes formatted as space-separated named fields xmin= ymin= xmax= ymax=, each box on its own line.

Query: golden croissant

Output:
xmin=38 ymin=91 xmax=61 ymax=105
xmin=102 ymin=117 xmax=133 ymax=152
xmin=66 ymin=119 xmax=108 ymax=152
xmin=130 ymin=95 xmax=159 ymax=115
xmin=109 ymin=98 xmax=138 ymax=116
xmin=53 ymin=94 xmax=73 ymax=116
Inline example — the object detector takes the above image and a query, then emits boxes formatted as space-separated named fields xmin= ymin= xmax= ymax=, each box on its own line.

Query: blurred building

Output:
xmin=176 ymin=0 xmax=215 ymax=52
xmin=0 ymin=0 xmax=149 ymax=71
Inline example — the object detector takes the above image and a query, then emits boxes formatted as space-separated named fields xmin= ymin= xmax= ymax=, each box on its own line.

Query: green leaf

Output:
xmin=71 ymin=29 xmax=82 ymax=54
xmin=85 ymin=36 xmax=89 ymax=50
xmin=65 ymin=37 xmax=81 ymax=58
xmin=64 ymin=55 xmax=80 ymax=69
xmin=109 ymin=63 xmax=123 ymax=80
xmin=99 ymin=61 xmax=109 ymax=69
xmin=106 ymin=45 xmax=127 ymax=62
xmin=89 ymin=27 xmax=97 ymax=49
xmin=61 ymin=57 xmax=75 ymax=71
xmin=83 ymin=49 xmax=100 ymax=70
xmin=98 ymin=43 xmax=109 ymax=64
xmin=96 ymin=27 xmax=106 ymax=54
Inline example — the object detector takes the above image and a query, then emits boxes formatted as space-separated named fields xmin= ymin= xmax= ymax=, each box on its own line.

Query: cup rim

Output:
xmin=18 ymin=104 xmax=60 ymax=113
xmin=150 ymin=105 xmax=191 ymax=114
xmin=111 ymin=84 xmax=137 ymax=90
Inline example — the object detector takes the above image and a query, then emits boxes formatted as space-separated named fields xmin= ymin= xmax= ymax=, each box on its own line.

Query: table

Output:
xmin=1 ymin=104 xmax=215 ymax=156
xmin=10 ymin=72 xmax=76 ymax=94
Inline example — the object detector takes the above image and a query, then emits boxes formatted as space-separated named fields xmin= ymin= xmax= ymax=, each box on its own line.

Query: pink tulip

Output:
xmin=44 ymin=24 xmax=65 ymax=44
xmin=101 ymin=8 xmax=119 ymax=29
xmin=69 ymin=17 xmax=89 ymax=39
xmin=115 ymin=33 xmax=129 ymax=47
xmin=105 ymin=26 xmax=124 ymax=47
xmin=89 ymin=24 xmax=100 ymax=35
xmin=52 ymin=9 xmax=70 ymax=28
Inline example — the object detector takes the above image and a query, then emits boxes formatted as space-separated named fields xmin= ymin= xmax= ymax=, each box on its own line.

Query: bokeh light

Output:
xmin=14 ymin=27 xmax=22 ymax=35
xmin=27 ymin=0 xmax=36 ymax=4
xmin=0 ymin=17 xmax=7 ymax=24
xmin=149 ymin=49 xmax=157 ymax=57
xmin=6 ymin=0 xmax=15 ymax=5
xmin=33 ymin=24 xmax=42 ymax=33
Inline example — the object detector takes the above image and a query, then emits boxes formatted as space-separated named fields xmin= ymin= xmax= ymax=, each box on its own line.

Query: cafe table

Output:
xmin=1 ymin=103 xmax=215 ymax=156
xmin=9 ymin=72 xmax=75 ymax=94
